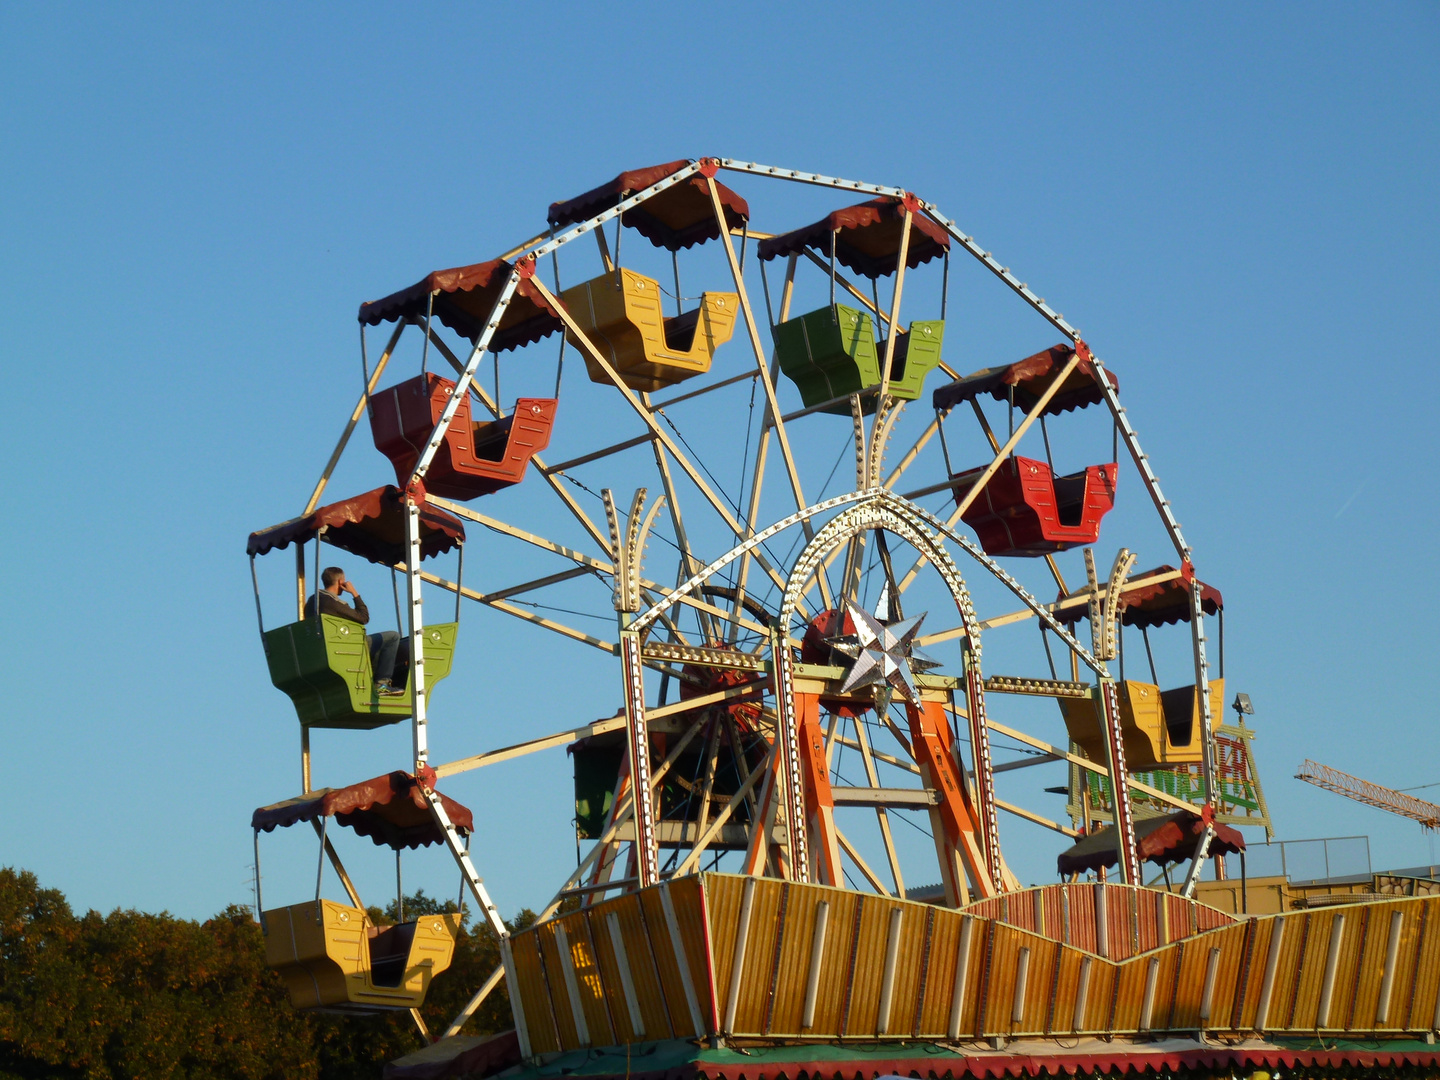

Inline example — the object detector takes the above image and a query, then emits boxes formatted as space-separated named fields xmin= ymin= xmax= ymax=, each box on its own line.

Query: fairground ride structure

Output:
xmin=244 ymin=159 xmax=1440 ymax=1078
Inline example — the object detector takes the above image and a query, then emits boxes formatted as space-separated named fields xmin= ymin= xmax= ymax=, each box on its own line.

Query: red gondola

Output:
xmin=952 ymin=456 xmax=1118 ymax=556
xmin=370 ymin=372 xmax=556 ymax=500
xmin=933 ymin=343 xmax=1120 ymax=557
xmin=359 ymin=258 xmax=564 ymax=500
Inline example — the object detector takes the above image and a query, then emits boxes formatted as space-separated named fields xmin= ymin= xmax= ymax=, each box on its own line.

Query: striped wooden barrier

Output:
xmin=506 ymin=874 xmax=1440 ymax=1054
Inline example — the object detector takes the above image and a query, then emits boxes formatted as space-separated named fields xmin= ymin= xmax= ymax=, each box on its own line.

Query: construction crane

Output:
xmin=1296 ymin=759 xmax=1440 ymax=830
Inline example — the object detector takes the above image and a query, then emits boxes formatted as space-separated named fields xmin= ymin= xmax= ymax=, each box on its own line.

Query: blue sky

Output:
xmin=1 ymin=3 xmax=1437 ymax=921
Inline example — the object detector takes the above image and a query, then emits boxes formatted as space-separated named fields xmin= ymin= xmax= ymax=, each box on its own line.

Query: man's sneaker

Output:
xmin=376 ymin=681 xmax=405 ymax=697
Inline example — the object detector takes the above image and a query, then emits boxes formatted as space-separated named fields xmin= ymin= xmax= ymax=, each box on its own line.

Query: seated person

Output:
xmin=306 ymin=566 xmax=407 ymax=696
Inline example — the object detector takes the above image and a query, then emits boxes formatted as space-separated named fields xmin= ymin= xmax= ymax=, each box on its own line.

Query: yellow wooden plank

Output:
xmin=1285 ymin=911 xmax=1326 ymax=1031
xmin=613 ymin=893 xmax=674 ymax=1040
xmin=674 ymin=875 xmax=719 ymax=1034
xmin=917 ymin=908 xmax=961 ymax=1037
xmin=1207 ymin=924 xmax=1251 ymax=1032
xmin=811 ymin=887 xmax=861 ymax=1035
xmin=1401 ymin=898 xmax=1440 ymax=1032
xmin=1153 ymin=941 xmax=1189 ymax=1031
xmin=885 ymin=899 xmax=928 ymax=1036
xmin=984 ymin=925 xmax=1019 ymax=1035
xmin=960 ymin=917 xmax=991 ymax=1037
xmin=511 ymin=931 xmax=561 ymax=1054
xmin=536 ymin=923 xmax=582 ymax=1050
xmin=1235 ymin=917 xmax=1276 ymax=1032
xmin=1013 ymin=937 xmax=1057 ymax=1035
xmin=1109 ymin=949 xmax=1148 ymax=1032
xmin=733 ymin=877 xmax=783 ymax=1035
xmin=558 ymin=910 xmax=616 ymax=1046
xmin=701 ymin=874 xmax=743 ymax=1026
xmin=581 ymin=899 xmax=642 ymax=1043
xmin=638 ymin=886 xmax=694 ymax=1038
xmin=1343 ymin=904 xmax=1382 ymax=1030
xmin=1047 ymin=946 xmax=1086 ymax=1034
xmin=843 ymin=896 xmax=894 ymax=1036
xmin=766 ymin=884 xmax=824 ymax=1036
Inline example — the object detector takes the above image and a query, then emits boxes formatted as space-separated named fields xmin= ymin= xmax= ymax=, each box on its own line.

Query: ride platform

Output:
xmin=386 ymin=1032 xmax=1440 ymax=1080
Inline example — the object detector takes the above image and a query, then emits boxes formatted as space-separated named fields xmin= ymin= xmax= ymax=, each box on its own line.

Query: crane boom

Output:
xmin=1296 ymin=759 xmax=1440 ymax=829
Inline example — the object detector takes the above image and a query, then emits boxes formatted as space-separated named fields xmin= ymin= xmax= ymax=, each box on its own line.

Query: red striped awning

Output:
xmin=358 ymin=258 xmax=563 ymax=353
xmin=1057 ymin=808 xmax=1245 ymax=876
xmin=932 ymin=342 xmax=1117 ymax=416
xmin=548 ymin=160 xmax=749 ymax=251
xmin=252 ymin=769 xmax=470 ymax=850
xmin=247 ymin=485 xmax=464 ymax=568
xmin=758 ymin=195 xmax=950 ymax=278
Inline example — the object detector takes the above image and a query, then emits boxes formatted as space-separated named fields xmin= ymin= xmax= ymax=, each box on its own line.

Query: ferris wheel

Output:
xmin=243 ymin=158 xmax=1252 ymax=1041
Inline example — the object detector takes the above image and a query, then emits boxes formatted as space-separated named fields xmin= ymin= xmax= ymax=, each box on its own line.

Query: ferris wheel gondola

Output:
xmin=251 ymin=770 xmax=469 ymax=1014
xmin=932 ymin=342 xmax=1121 ymax=557
xmin=247 ymin=485 xmax=464 ymax=730
xmin=758 ymin=195 xmax=950 ymax=415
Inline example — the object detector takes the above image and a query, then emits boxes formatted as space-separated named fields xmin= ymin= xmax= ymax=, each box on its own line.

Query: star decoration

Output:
xmin=827 ymin=602 xmax=942 ymax=705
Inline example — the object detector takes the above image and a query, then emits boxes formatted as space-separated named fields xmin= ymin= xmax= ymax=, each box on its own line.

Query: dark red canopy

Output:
xmin=547 ymin=160 xmax=749 ymax=251
xmin=932 ymin=343 xmax=1118 ymax=416
xmin=358 ymin=259 xmax=563 ymax=353
xmin=252 ymin=770 xmax=472 ymax=850
xmin=247 ymin=486 xmax=465 ymax=568
xmin=1057 ymin=808 xmax=1245 ymax=875
xmin=757 ymin=196 xmax=950 ymax=278
xmin=1056 ymin=566 xmax=1223 ymax=628
xmin=1118 ymin=566 xmax=1223 ymax=627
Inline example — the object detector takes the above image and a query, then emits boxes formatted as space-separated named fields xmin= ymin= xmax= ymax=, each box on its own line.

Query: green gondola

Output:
xmin=774 ymin=304 xmax=944 ymax=414
xmin=263 ymin=615 xmax=457 ymax=730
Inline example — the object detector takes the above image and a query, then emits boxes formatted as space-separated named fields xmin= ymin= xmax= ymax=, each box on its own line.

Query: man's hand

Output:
xmin=341 ymin=581 xmax=358 ymax=597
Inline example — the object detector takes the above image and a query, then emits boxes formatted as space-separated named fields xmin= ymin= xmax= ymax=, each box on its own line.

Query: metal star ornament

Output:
xmin=827 ymin=602 xmax=942 ymax=704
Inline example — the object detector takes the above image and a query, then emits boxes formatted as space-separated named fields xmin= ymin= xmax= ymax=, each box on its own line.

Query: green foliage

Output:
xmin=0 ymin=868 xmax=517 ymax=1080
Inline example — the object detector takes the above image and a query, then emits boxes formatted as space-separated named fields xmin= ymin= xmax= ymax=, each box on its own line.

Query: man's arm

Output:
xmin=339 ymin=581 xmax=370 ymax=625
xmin=315 ymin=590 xmax=369 ymax=625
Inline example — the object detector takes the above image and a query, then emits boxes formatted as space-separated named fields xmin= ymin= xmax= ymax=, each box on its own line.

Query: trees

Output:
xmin=0 ymin=869 xmax=518 ymax=1080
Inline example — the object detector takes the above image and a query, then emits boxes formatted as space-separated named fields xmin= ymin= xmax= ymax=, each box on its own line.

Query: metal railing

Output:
xmin=1220 ymin=835 xmax=1372 ymax=884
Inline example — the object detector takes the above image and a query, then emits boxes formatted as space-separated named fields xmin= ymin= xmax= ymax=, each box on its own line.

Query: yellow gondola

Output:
xmin=1061 ymin=678 xmax=1225 ymax=770
xmin=547 ymin=160 xmax=752 ymax=392
xmin=252 ymin=770 xmax=472 ymax=1013
xmin=562 ymin=268 xmax=737 ymax=392
xmin=1055 ymin=566 xmax=1226 ymax=771
xmin=264 ymin=899 xmax=460 ymax=1012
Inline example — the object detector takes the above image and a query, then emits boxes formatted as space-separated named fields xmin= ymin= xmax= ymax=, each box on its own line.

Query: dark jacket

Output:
xmin=306 ymin=590 xmax=369 ymax=625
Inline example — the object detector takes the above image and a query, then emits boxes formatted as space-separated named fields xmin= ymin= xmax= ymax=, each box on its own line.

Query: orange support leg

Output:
xmin=907 ymin=699 xmax=996 ymax=901
xmin=794 ymin=694 xmax=842 ymax=886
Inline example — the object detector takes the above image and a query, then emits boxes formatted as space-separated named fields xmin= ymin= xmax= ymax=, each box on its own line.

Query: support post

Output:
xmin=619 ymin=628 xmax=660 ymax=887
xmin=871 ymin=206 xmax=912 ymax=454
xmin=768 ymin=626 xmax=809 ymax=878
xmin=704 ymin=170 xmax=832 ymax=610
xmin=962 ymin=645 xmax=1005 ymax=891
xmin=1096 ymin=679 xmax=1142 ymax=885
xmin=303 ymin=322 xmax=404 ymax=515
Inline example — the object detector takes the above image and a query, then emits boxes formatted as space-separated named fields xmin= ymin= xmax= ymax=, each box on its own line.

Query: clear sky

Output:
xmin=2 ymin=3 xmax=1438 ymax=922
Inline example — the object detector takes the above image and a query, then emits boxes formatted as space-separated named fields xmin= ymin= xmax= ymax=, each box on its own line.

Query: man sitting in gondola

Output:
xmin=307 ymin=566 xmax=406 ymax=696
